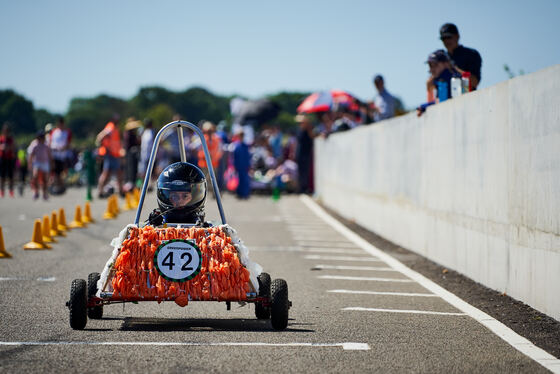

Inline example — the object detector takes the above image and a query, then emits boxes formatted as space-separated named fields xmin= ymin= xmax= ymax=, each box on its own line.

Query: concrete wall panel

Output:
xmin=314 ymin=65 xmax=560 ymax=320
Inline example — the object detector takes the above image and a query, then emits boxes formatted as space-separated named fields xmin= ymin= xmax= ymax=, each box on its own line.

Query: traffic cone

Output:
xmin=0 ymin=226 xmax=12 ymax=258
xmin=50 ymin=211 xmax=65 ymax=237
xmin=42 ymin=215 xmax=57 ymax=243
xmin=103 ymin=196 xmax=116 ymax=219
xmin=112 ymin=195 xmax=121 ymax=215
xmin=83 ymin=201 xmax=95 ymax=223
xmin=58 ymin=208 xmax=70 ymax=233
xmin=133 ymin=188 xmax=140 ymax=208
xmin=122 ymin=192 xmax=133 ymax=211
xmin=69 ymin=205 xmax=86 ymax=228
xmin=23 ymin=219 xmax=51 ymax=250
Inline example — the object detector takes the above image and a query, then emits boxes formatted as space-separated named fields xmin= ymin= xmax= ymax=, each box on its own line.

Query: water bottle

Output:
xmin=451 ymin=77 xmax=462 ymax=98
xmin=436 ymin=81 xmax=448 ymax=102
xmin=461 ymin=72 xmax=471 ymax=93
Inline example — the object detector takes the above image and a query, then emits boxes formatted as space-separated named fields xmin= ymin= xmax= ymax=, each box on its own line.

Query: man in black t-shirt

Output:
xmin=440 ymin=23 xmax=482 ymax=90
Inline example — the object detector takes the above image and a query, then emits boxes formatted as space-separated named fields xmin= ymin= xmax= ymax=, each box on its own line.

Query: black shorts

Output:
xmin=54 ymin=159 xmax=66 ymax=175
xmin=0 ymin=157 xmax=15 ymax=180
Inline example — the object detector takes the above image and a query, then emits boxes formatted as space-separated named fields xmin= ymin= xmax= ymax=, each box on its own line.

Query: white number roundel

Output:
xmin=154 ymin=239 xmax=201 ymax=282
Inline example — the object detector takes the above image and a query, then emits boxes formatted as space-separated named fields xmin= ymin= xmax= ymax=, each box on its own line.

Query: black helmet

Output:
xmin=156 ymin=162 xmax=207 ymax=223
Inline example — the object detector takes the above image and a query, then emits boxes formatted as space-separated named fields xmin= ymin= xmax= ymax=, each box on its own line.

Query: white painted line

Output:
xmin=0 ymin=277 xmax=55 ymax=282
xmin=313 ymin=265 xmax=396 ymax=272
xmin=36 ymin=276 xmax=56 ymax=282
xmin=304 ymin=254 xmax=382 ymax=262
xmin=328 ymin=289 xmax=438 ymax=297
xmin=293 ymin=237 xmax=347 ymax=241
xmin=300 ymin=195 xmax=560 ymax=372
xmin=305 ymin=248 xmax=365 ymax=255
xmin=343 ymin=307 xmax=467 ymax=316
xmin=304 ymin=255 xmax=381 ymax=262
xmin=0 ymin=341 xmax=370 ymax=351
xmin=298 ymin=241 xmax=359 ymax=248
xmin=249 ymin=246 xmax=301 ymax=252
xmin=318 ymin=275 xmax=413 ymax=283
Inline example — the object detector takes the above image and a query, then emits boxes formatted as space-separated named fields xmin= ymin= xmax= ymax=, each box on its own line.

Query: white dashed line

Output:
xmin=313 ymin=265 xmax=396 ymax=271
xmin=318 ymin=275 xmax=413 ymax=283
xmin=328 ymin=289 xmax=438 ymax=297
xmin=0 ymin=277 xmax=56 ymax=282
xmin=304 ymin=255 xmax=382 ymax=262
xmin=304 ymin=248 xmax=365 ymax=254
xmin=297 ymin=241 xmax=359 ymax=248
xmin=342 ymin=307 xmax=466 ymax=316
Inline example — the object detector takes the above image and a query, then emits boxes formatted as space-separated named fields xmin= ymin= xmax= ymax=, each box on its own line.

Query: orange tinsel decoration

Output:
xmin=111 ymin=226 xmax=252 ymax=306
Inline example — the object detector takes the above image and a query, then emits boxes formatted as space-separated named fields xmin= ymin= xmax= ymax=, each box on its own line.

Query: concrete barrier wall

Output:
xmin=315 ymin=65 xmax=560 ymax=321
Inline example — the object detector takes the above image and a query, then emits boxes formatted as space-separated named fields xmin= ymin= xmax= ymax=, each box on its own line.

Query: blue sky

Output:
xmin=1 ymin=0 xmax=559 ymax=114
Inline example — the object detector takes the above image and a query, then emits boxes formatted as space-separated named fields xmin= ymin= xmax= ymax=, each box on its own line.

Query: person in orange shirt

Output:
xmin=95 ymin=117 xmax=124 ymax=198
xmin=197 ymin=121 xmax=223 ymax=197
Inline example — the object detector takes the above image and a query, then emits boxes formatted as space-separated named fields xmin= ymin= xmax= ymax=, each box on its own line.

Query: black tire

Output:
xmin=69 ymin=279 xmax=87 ymax=330
xmin=87 ymin=272 xmax=103 ymax=319
xmin=255 ymin=272 xmax=271 ymax=319
xmin=270 ymin=278 xmax=289 ymax=330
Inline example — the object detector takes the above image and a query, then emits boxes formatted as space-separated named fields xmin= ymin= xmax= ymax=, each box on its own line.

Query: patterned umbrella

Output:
xmin=297 ymin=90 xmax=356 ymax=113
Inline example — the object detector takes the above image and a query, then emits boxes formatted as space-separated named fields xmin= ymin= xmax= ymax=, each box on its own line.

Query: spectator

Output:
xmin=197 ymin=121 xmax=223 ymax=196
xmin=0 ymin=123 xmax=16 ymax=197
xmin=163 ymin=114 xmax=191 ymax=164
xmin=417 ymin=49 xmax=457 ymax=116
xmin=27 ymin=131 xmax=52 ymax=200
xmin=232 ymin=129 xmax=251 ymax=199
xmin=123 ymin=117 xmax=141 ymax=192
xmin=16 ymin=147 xmax=27 ymax=196
xmin=49 ymin=116 xmax=72 ymax=194
xmin=372 ymin=75 xmax=396 ymax=121
xmin=96 ymin=117 xmax=124 ymax=198
xmin=332 ymin=104 xmax=357 ymax=133
xmin=316 ymin=112 xmax=335 ymax=137
xmin=138 ymin=118 xmax=156 ymax=187
xmin=439 ymin=23 xmax=482 ymax=89
xmin=295 ymin=114 xmax=315 ymax=194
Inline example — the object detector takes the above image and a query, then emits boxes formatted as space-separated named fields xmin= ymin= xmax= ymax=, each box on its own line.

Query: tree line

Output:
xmin=0 ymin=86 xmax=309 ymax=144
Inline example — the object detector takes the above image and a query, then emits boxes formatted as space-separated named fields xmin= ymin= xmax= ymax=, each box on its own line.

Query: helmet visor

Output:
xmin=158 ymin=180 xmax=205 ymax=209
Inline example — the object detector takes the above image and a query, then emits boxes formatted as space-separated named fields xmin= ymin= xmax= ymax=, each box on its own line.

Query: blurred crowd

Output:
xmin=0 ymin=22 xmax=481 ymax=202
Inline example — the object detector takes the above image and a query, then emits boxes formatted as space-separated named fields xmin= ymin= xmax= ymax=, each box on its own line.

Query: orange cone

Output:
xmin=50 ymin=211 xmax=65 ymax=237
xmin=83 ymin=201 xmax=95 ymax=223
xmin=69 ymin=205 xmax=86 ymax=228
xmin=23 ymin=219 xmax=51 ymax=250
xmin=112 ymin=195 xmax=121 ymax=215
xmin=103 ymin=196 xmax=116 ymax=220
xmin=58 ymin=208 xmax=69 ymax=232
xmin=42 ymin=215 xmax=57 ymax=243
xmin=0 ymin=226 xmax=12 ymax=258
xmin=133 ymin=188 xmax=140 ymax=208
xmin=122 ymin=192 xmax=133 ymax=211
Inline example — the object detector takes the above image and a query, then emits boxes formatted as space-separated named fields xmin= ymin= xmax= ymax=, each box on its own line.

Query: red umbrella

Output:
xmin=297 ymin=90 xmax=356 ymax=113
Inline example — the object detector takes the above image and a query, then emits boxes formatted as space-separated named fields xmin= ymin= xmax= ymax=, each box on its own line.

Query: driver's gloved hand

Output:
xmin=147 ymin=209 xmax=164 ymax=226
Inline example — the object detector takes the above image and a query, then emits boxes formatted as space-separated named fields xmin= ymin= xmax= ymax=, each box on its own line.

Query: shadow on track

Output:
xmin=119 ymin=317 xmax=314 ymax=333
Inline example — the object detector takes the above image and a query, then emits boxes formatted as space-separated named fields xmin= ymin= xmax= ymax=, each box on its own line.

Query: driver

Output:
xmin=147 ymin=162 xmax=207 ymax=226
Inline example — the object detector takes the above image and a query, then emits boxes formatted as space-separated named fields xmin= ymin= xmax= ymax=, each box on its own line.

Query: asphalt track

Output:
xmin=0 ymin=188 xmax=558 ymax=373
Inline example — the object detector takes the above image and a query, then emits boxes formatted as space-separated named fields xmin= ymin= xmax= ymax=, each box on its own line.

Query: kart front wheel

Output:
xmin=270 ymin=278 xmax=289 ymax=330
xmin=69 ymin=279 xmax=87 ymax=330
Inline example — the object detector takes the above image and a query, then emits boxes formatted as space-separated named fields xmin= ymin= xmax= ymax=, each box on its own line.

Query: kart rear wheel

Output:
xmin=270 ymin=278 xmax=289 ymax=330
xmin=87 ymin=272 xmax=103 ymax=319
xmin=69 ymin=279 xmax=87 ymax=330
xmin=255 ymin=272 xmax=271 ymax=319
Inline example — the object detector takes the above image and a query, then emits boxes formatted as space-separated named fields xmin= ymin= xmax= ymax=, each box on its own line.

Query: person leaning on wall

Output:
xmin=439 ymin=23 xmax=482 ymax=90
